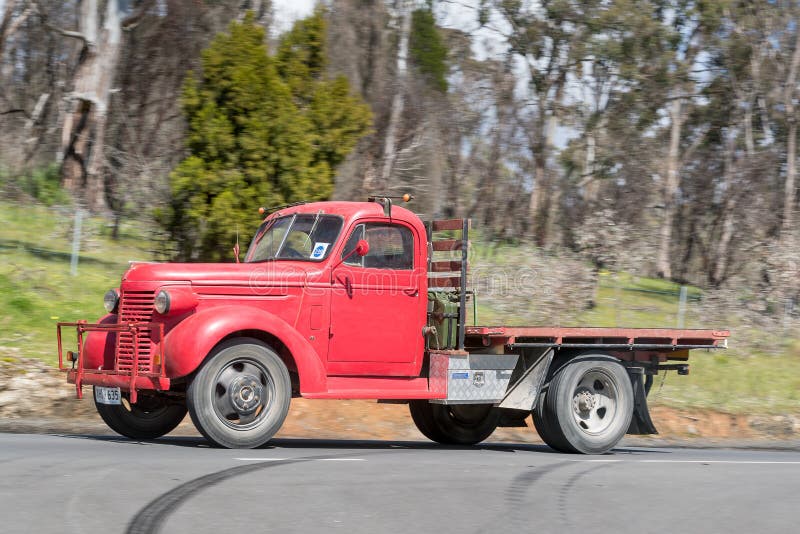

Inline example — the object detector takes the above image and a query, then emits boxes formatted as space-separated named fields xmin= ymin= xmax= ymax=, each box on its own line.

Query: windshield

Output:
xmin=245 ymin=213 xmax=343 ymax=262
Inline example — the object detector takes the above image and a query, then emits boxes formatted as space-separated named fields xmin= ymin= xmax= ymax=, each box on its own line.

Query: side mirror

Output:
xmin=333 ymin=239 xmax=370 ymax=270
xmin=355 ymin=239 xmax=369 ymax=257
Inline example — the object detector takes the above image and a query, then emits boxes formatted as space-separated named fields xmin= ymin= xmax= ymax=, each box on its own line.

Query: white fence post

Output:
xmin=676 ymin=285 xmax=688 ymax=329
xmin=70 ymin=209 xmax=84 ymax=276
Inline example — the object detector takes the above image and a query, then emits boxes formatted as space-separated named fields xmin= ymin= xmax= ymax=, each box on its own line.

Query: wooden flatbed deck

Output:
xmin=465 ymin=326 xmax=729 ymax=359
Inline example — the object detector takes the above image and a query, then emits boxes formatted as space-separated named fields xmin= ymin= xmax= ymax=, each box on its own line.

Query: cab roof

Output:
xmin=265 ymin=201 xmax=423 ymax=228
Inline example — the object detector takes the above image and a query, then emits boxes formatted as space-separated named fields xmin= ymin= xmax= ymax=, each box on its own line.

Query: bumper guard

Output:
xmin=57 ymin=321 xmax=170 ymax=403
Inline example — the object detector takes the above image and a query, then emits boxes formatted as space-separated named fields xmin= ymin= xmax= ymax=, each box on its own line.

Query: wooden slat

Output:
xmin=430 ymin=260 xmax=463 ymax=272
xmin=431 ymin=239 xmax=464 ymax=251
xmin=431 ymin=219 xmax=470 ymax=231
xmin=428 ymin=276 xmax=463 ymax=288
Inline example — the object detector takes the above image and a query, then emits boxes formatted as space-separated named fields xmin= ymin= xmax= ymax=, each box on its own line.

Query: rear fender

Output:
xmin=162 ymin=305 xmax=327 ymax=394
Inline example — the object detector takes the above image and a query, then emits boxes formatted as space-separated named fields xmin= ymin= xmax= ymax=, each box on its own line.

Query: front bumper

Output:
xmin=57 ymin=321 xmax=170 ymax=403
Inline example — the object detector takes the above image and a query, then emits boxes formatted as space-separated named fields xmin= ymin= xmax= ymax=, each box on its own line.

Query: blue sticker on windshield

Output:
xmin=310 ymin=243 xmax=329 ymax=259
xmin=451 ymin=372 xmax=469 ymax=379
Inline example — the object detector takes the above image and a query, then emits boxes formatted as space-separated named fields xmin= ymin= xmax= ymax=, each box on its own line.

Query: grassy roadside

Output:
xmin=580 ymin=273 xmax=800 ymax=414
xmin=1 ymin=200 xmax=798 ymax=415
xmin=0 ymin=202 xmax=153 ymax=362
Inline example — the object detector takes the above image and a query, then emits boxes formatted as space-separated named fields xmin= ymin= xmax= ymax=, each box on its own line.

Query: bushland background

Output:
xmin=1 ymin=0 xmax=799 ymax=441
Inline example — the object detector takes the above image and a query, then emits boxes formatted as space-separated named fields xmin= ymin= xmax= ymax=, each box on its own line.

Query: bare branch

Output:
xmin=0 ymin=108 xmax=31 ymax=118
xmin=5 ymin=4 xmax=33 ymax=39
xmin=680 ymin=125 xmax=711 ymax=167
xmin=43 ymin=21 xmax=90 ymax=46
xmin=121 ymin=0 xmax=157 ymax=31
xmin=0 ymin=1 xmax=35 ymax=57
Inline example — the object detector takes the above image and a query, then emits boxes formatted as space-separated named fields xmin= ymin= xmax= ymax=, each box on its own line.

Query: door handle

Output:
xmin=403 ymin=288 xmax=419 ymax=297
xmin=345 ymin=276 xmax=353 ymax=298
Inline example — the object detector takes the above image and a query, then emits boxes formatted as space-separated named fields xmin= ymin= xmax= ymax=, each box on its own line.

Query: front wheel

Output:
xmin=409 ymin=401 xmax=500 ymax=445
xmin=538 ymin=355 xmax=633 ymax=454
xmin=94 ymin=390 xmax=187 ymax=440
xmin=187 ymin=338 xmax=291 ymax=449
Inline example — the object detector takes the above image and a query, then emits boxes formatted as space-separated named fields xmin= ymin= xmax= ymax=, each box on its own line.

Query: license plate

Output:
xmin=95 ymin=386 xmax=121 ymax=405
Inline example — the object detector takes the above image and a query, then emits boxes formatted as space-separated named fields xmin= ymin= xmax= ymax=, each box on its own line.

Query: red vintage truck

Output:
xmin=57 ymin=198 xmax=729 ymax=453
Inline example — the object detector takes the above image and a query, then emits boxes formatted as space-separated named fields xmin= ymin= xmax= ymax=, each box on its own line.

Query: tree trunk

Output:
xmin=656 ymin=98 xmax=684 ymax=279
xmin=582 ymin=129 xmax=599 ymax=203
xmin=366 ymin=0 xmax=410 ymax=192
xmin=527 ymin=81 xmax=564 ymax=246
xmin=0 ymin=1 xmax=33 ymax=58
xmin=711 ymin=130 xmax=738 ymax=286
xmin=60 ymin=0 xmax=124 ymax=212
xmin=528 ymin=152 xmax=546 ymax=244
xmin=782 ymin=26 xmax=800 ymax=234
xmin=785 ymin=116 xmax=797 ymax=233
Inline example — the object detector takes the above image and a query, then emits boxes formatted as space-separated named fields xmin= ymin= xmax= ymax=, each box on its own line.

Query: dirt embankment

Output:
xmin=2 ymin=354 xmax=799 ymax=447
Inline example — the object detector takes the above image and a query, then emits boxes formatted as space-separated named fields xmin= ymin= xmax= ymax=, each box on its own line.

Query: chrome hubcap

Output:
xmin=571 ymin=370 xmax=618 ymax=435
xmin=229 ymin=376 xmax=263 ymax=414
xmin=213 ymin=359 xmax=274 ymax=430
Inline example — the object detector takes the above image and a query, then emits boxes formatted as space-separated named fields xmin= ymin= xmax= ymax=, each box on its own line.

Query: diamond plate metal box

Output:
xmin=429 ymin=352 xmax=518 ymax=404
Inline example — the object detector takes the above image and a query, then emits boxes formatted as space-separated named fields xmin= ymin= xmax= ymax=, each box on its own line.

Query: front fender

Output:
xmin=162 ymin=305 xmax=327 ymax=394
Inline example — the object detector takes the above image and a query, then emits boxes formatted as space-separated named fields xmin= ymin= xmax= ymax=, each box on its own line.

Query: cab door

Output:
xmin=328 ymin=220 xmax=426 ymax=375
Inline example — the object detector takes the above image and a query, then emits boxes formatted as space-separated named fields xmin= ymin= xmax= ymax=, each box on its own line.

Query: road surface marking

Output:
xmin=234 ymin=458 xmax=288 ymax=461
xmin=234 ymin=457 xmax=366 ymax=462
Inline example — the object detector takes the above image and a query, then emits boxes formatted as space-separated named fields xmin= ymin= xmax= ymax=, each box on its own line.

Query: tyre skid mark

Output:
xmin=474 ymin=461 xmax=572 ymax=533
xmin=557 ymin=463 xmax=611 ymax=529
xmin=126 ymin=453 xmax=372 ymax=534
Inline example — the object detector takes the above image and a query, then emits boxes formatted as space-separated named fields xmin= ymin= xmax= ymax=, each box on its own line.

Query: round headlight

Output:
xmin=154 ymin=290 xmax=171 ymax=314
xmin=103 ymin=289 xmax=119 ymax=313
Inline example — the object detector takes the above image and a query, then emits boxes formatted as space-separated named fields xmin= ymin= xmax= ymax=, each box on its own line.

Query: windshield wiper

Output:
xmin=274 ymin=214 xmax=297 ymax=258
xmin=300 ymin=211 xmax=323 ymax=252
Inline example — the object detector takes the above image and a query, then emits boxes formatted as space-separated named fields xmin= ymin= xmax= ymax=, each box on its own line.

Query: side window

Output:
xmin=341 ymin=223 xmax=414 ymax=270
xmin=342 ymin=224 xmax=366 ymax=266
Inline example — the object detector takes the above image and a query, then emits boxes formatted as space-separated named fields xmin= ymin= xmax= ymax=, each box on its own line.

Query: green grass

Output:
xmin=580 ymin=271 xmax=701 ymax=328
xmin=577 ymin=272 xmax=800 ymax=414
xmin=0 ymin=201 xmax=153 ymax=364
xmin=472 ymin=266 xmax=800 ymax=415
xmin=1 ymin=199 xmax=798 ymax=415
xmin=652 ymin=346 xmax=800 ymax=413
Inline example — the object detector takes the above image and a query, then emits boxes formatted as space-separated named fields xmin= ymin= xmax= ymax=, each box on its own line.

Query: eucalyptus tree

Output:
xmin=486 ymin=0 xmax=599 ymax=245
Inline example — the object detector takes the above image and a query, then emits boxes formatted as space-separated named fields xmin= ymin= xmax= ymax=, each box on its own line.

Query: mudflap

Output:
xmin=626 ymin=367 xmax=658 ymax=435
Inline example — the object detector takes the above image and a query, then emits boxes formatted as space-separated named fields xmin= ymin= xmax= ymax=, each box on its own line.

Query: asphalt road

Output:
xmin=1 ymin=433 xmax=799 ymax=534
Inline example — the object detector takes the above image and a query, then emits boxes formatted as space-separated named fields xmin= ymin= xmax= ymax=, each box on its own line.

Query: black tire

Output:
xmin=187 ymin=338 xmax=291 ymax=449
xmin=409 ymin=401 xmax=500 ymax=445
xmin=531 ymin=385 xmax=572 ymax=452
xmin=542 ymin=355 xmax=633 ymax=454
xmin=93 ymin=389 xmax=186 ymax=440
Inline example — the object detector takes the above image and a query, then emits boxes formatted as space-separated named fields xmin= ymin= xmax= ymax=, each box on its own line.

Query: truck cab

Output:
xmin=58 ymin=199 xmax=729 ymax=453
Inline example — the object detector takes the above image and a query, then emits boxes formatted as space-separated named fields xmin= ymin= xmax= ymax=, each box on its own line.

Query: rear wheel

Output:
xmin=94 ymin=390 xmax=186 ymax=440
xmin=409 ymin=401 xmax=500 ymax=445
xmin=537 ymin=355 xmax=633 ymax=454
xmin=532 ymin=386 xmax=571 ymax=452
xmin=187 ymin=338 xmax=291 ymax=449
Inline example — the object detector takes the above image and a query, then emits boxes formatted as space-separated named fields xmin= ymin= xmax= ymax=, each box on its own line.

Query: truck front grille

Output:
xmin=116 ymin=291 xmax=156 ymax=373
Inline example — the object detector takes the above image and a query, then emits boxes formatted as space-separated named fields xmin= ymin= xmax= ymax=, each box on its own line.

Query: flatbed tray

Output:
xmin=465 ymin=326 xmax=728 ymax=350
